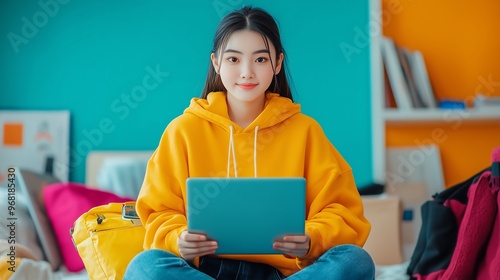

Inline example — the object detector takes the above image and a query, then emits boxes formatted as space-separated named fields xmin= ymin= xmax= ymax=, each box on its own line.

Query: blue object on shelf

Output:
xmin=438 ymin=99 xmax=466 ymax=109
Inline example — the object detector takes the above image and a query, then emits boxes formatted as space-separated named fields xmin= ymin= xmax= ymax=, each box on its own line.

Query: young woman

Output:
xmin=125 ymin=6 xmax=375 ymax=280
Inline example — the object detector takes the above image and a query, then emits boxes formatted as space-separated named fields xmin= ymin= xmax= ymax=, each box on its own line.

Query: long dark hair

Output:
xmin=201 ymin=6 xmax=293 ymax=101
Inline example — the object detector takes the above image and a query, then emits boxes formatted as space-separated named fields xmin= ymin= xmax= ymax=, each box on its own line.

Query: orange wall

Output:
xmin=382 ymin=0 xmax=500 ymax=187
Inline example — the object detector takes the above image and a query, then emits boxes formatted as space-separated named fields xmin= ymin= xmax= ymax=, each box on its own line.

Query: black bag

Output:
xmin=407 ymin=147 xmax=500 ymax=280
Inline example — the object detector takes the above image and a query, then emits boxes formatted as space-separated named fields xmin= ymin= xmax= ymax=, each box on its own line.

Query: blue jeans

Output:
xmin=124 ymin=244 xmax=375 ymax=279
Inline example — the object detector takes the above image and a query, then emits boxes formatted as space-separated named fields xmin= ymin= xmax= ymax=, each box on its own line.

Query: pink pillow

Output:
xmin=43 ymin=182 xmax=134 ymax=272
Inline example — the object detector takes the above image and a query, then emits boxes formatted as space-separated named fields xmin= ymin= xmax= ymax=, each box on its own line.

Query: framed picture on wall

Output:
xmin=0 ymin=110 xmax=70 ymax=186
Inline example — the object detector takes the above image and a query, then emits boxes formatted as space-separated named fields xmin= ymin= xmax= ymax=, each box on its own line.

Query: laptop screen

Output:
xmin=186 ymin=177 xmax=306 ymax=254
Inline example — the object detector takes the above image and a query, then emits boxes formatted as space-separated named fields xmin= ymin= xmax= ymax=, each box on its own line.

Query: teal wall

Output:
xmin=0 ymin=0 xmax=373 ymax=186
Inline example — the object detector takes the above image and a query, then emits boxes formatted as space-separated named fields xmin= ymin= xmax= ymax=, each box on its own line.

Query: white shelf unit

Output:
xmin=369 ymin=0 xmax=500 ymax=183
xmin=370 ymin=0 xmax=385 ymax=184
xmin=384 ymin=108 xmax=500 ymax=124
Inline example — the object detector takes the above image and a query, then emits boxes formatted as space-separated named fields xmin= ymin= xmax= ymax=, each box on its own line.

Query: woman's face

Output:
xmin=212 ymin=30 xmax=283 ymax=104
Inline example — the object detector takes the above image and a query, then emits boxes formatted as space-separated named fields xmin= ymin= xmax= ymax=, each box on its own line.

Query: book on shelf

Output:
xmin=405 ymin=50 xmax=437 ymax=108
xmin=384 ymin=63 xmax=397 ymax=108
xmin=398 ymin=46 xmax=426 ymax=108
xmin=381 ymin=37 xmax=413 ymax=110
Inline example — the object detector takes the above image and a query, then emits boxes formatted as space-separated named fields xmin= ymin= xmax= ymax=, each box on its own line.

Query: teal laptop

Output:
xmin=186 ymin=177 xmax=306 ymax=254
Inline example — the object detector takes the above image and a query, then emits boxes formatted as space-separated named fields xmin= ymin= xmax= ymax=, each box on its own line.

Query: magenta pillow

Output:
xmin=43 ymin=182 xmax=134 ymax=272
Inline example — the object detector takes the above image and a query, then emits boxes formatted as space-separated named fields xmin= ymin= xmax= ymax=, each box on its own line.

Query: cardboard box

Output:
xmin=386 ymin=182 xmax=428 ymax=261
xmin=362 ymin=194 xmax=403 ymax=265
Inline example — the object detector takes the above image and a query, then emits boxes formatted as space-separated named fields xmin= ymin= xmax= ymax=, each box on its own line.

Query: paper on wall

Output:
xmin=0 ymin=110 xmax=70 ymax=185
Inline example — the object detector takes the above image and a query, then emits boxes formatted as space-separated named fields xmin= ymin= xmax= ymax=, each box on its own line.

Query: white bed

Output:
xmin=85 ymin=150 xmax=152 ymax=188
xmin=0 ymin=150 xmax=407 ymax=280
xmin=84 ymin=150 xmax=411 ymax=279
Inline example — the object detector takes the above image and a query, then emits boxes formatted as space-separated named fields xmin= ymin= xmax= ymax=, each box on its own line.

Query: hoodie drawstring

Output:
xmin=253 ymin=126 xmax=259 ymax=177
xmin=227 ymin=125 xmax=238 ymax=178
xmin=226 ymin=125 xmax=259 ymax=178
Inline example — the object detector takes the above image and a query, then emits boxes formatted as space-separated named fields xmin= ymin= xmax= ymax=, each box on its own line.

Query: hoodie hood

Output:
xmin=184 ymin=91 xmax=301 ymax=133
xmin=184 ymin=91 xmax=301 ymax=178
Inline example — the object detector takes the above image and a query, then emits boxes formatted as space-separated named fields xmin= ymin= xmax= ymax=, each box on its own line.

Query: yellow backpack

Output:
xmin=71 ymin=202 xmax=145 ymax=280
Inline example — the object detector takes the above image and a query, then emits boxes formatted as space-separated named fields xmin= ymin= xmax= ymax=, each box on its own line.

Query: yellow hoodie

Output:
xmin=136 ymin=91 xmax=370 ymax=276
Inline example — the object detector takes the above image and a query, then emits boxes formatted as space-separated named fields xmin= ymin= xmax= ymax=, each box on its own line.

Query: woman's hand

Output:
xmin=273 ymin=235 xmax=310 ymax=258
xmin=177 ymin=231 xmax=218 ymax=261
